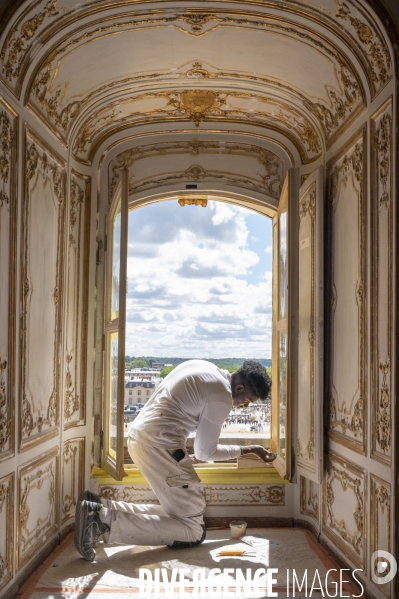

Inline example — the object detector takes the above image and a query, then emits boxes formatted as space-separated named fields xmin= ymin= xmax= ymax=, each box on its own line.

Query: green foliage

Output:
xmin=217 ymin=364 xmax=240 ymax=373
xmin=266 ymin=366 xmax=271 ymax=380
xmin=160 ymin=365 xmax=176 ymax=378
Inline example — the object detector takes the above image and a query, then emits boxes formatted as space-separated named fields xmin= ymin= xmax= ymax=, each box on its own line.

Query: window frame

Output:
xmin=102 ymin=180 xmax=301 ymax=482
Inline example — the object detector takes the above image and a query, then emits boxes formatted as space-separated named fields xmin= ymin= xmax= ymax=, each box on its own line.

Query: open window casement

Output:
xmin=296 ymin=167 xmax=324 ymax=483
xmin=271 ymin=167 xmax=323 ymax=482
xmin=103 ymin=170 xmax=129 ymax=481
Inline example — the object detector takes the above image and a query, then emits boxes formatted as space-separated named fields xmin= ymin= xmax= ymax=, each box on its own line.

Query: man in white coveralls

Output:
xmin=74 ymin=359 xmax=275 ymax=561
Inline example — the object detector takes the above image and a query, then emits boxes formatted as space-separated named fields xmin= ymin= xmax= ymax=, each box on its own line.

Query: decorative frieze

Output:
xmin=99 ymin=484 xmax=285 ymax=506
xmin=326 ymin=128 xmax=367 ymax=455
xmin=322 ymin=451 xmax=366 ymax=568
xmin=19 ymin=127 xmax=66 ymax=451
xmin=0 ymin=472 xmax=14 ymax=590
xmin=17 ymin=447 xmax=59 ymax=569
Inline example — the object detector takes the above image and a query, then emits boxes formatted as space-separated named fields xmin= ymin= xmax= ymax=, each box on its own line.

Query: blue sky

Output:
xmin=126 ymin=199 xmax=273 ymax=358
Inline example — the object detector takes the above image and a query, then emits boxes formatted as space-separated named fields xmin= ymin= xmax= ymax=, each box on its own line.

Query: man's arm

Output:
xmin=194 ymin=401 xmax=241 ymax=461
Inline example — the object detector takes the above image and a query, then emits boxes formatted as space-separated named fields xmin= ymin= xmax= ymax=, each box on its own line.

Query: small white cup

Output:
xmin=229 ymin=520 xmax=247 ymax=539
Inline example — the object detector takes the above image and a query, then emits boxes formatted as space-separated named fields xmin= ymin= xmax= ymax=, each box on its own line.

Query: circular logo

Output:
xmin=371 ymin=550 xmax=397 ymax=585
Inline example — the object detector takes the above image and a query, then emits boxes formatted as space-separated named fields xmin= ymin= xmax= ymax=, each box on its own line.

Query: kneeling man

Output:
xmin=75 ymin=359 xmax=275 ymax=560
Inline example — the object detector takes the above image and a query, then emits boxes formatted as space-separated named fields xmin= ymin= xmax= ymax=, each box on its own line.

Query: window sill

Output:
xmin=91 ymin=465 xmax=289 ymax=485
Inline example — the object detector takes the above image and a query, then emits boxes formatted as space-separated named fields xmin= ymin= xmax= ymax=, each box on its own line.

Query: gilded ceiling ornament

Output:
xmin=0 ymin=360 xmax=10 ymax=453
xmin=185 ymin=61 xmax=216 ymax=79
xmin=336 ymin=2 xmax=391 ymax=89
xmin=180 ymin=13 xmax=214 ymax=33
xmin=169 ymin=89 xmax=226 ymax=126
xmin=1 ymin=1 xmax=59 ymax=82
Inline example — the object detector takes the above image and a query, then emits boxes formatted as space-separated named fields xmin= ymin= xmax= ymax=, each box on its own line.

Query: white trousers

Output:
xmin=102 ymin=438 xmax=206 ymax=546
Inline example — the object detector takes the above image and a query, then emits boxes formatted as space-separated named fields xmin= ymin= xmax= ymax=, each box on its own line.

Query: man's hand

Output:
xmin=241 ymin=445 xmax=276 ymax=463
xmin=189 ymin=454 xmax=208 ymax=465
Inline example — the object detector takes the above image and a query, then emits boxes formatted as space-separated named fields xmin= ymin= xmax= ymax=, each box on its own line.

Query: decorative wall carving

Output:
xmin=0 ymin=472 xmax=14 ymax=590
xmin=100 ymin=484 xmax=285 ymax=506
xmin=322 ymin=451 xmax=365 ymax=568
xmin=327 ymin=128 xmax=367 ymax=454
xmin=371 ymin=99 xmax=392 ymax=466
xmin=62 ymin=438 xmax=85 ymax=523
xmin=370 ymin=475 xmax=391 ymax=596
xmin=297 ymin=183 xmax=316 ymax=469
xmin=300 ymin=476 xmax=319 ymax=522
xmin=20 ymin=128 xmax=65 ymax=451
xmin=17 ymin=447 xmax=59 ymax=569
xmin=0 ymin=97 xmax=17 ymax=462
xmin=64 ymin=172 xmax=90 ymax=429
xmin=110 ymin=140 xmax=284 ymax=202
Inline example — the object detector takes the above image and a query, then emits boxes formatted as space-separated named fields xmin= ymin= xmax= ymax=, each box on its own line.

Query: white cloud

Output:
xmin=125 ymin=200 xmax=273 ymax=358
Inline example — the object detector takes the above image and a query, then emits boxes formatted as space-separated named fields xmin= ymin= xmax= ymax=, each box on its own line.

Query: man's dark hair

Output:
xmin=236 ymin=360 xmax=271 ymax=401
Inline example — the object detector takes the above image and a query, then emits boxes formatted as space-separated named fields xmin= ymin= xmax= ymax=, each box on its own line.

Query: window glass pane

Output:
xmin=109 ymin=331 xmax=119 ymax=459
xmin=279 ymin=210 xmax=287 ymax=321
xmin=278 ymin=329 xmax=287 ymax=459
xmin=111 ymin=201 xmax=121 ymax=320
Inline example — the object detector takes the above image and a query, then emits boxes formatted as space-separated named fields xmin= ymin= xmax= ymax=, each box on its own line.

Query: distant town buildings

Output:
xmin=124 ymin=368 xmax=162 ymax=404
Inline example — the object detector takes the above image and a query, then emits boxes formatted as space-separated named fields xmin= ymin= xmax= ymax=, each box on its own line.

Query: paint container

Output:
xmin=229 ymin=520 xmax=247 ymax=539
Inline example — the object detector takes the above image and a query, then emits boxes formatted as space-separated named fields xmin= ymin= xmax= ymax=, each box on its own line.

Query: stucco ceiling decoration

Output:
xmin=70 ymin=87 xmax=322 ymax=165
xmin=0 ymin=0 xmax=393 ymax=168
xmin=109 ymin=139 xmax=285 ymax=201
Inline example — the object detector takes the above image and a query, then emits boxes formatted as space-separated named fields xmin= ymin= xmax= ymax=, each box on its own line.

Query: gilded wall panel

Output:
xmin=300 ymin=476 xmax=319 ymax=522
xmin=64 ymin=172 xmax=90 ymax=429
xmin=322 ymin=450 xmax=366 ymax=568
xmin=17 ymin=447 xmax=59 ymax=570
xmin=62 ymin=437 xmax=85 ymax=523
xmin=0 ymin=472 xmax=14 ymax=590
xmin=370 ymin=475 xmax=391 ymax=596
xmin=100 ymin=484 xmax=285 ymax=506
xmin=19 ymin=127 xmax=66 ymax=452
xmin=0 ymin=97 xmax=17 ymax=462
xmin=326 ymin=128 xmax=367 ymax=454
xmin=370 ymin=99 xmax=392 ymax=466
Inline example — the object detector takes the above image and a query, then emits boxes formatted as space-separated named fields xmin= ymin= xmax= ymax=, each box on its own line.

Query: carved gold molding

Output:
xmin=19 ymin=126 xmax=66 ymax=452
xmin=297 ymin=183 xmax=316 ymax=467
xmin=17 ymin=446 xmax=59 ymax=570
xmin=370 ymin=98 xmax=392 ymax=466
xmin=178 ymin=196 xmax=208 ymax=207
xmin=300 ymin=476 xmax=319 ymax=522
xmin=322 ymin=450 xmax=366 ymax=568
xmin=0 ymin=472 xmax=14 ymax=590
xmin=100 ymin=483 xmax=285 ymax=506
xmin=109 ymin=139 xmax=284 ymax=201
xmin=0 ymin=96 xmax=17 ymax=463
xmin=326 ymin=127 xmax=367 ymax=455
xmin=71 ymin=88 xmax=322 ymax=165
xmin=64 ymin=172 xmax=91 ymax=429
xmin=370 ymin=475 xmax=391 ymax=596
xmin=62 ymin=438 xmax=85 ymax=523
